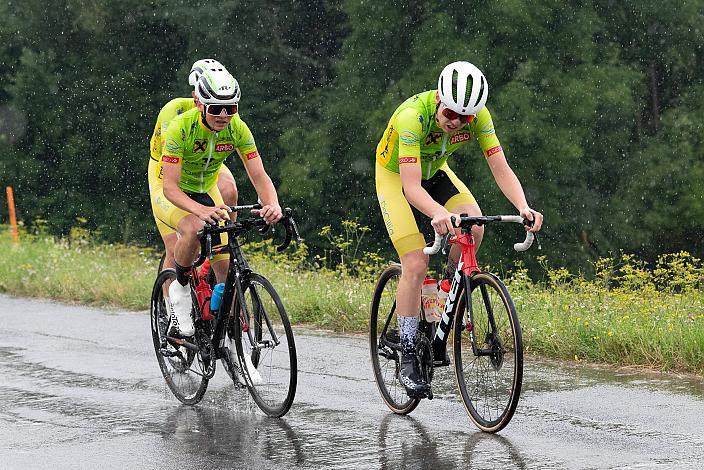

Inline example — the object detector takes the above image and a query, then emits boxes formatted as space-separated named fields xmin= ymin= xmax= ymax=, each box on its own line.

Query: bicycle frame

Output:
xmin=195 ymin=211 xmax=295 ymax=362
xmin=378 ymin=231 xmax=479 ymax=362
xmin=166 ymin=238 xmax=254 ymax=363
xmin=430 ymin=231 xmax=480 ymax=361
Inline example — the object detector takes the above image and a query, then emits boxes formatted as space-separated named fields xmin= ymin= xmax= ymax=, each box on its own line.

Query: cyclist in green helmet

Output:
xmin=154 ymin=62 xmax=282 ymax=338
xmin=148 ymin=59 xmax=239 ymax=275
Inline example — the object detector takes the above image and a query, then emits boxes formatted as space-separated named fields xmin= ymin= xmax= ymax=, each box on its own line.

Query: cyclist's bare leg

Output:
xmin=217 ymin=167 xmax=238 ymax=219
xmin=397 ymin=249 xmax=429 ymax=317
xmin=174 ymin=214 xmax=204 ymax=275
xmin=212 ymin=258 xmax=228 ymax=284
xmin=161 ymin=232 xmax=178 ymax=293
xmin=396 ymin=248 xmax=431 ymax=394
xmin=161 ymin=232 xmax=177 ymax=269
xmin=446 ymin=203 xmax=483 ymax=276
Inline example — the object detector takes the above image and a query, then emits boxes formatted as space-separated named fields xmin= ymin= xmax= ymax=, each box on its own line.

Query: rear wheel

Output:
xmin=233 ymin=274 xmax=297 ymax=417
xmin=453 ymin=272 xmax=522 ymax=432
xmin=370 ymin=264 xmax=420 ymax=414
xmin=150 ymin=269 xmax=208 ymax=405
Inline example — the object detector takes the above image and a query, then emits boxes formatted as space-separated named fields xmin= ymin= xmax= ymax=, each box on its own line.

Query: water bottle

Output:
xmin=421 ymin=278 xmax=442 ymax=322
xmin=196 ymin=281 xmax=214 ymax=321
xmin=437 ymin=279 xmax=451 ymax=319
xmin=210 ymin=283 xmax=225 ymax=316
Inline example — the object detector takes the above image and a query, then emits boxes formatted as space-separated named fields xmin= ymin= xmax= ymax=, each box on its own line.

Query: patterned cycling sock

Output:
xmin=174 ymin=262 xmax=192 ymax=287
xmin=398 ymin=316 xmax=419 ymax=353
xmin=444 ymin=256 xmax=458 ymax=281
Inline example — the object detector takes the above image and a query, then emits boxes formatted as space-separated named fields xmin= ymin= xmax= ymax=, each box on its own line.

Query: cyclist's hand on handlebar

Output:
xmin=431 ymin=209 xmax=459 ymax=235
xmin=195 ymin=204 xmax=231 ymax=225
xmin=255 ymin=204 xmax=283 ymax=224
xmin=519 ymin=207 xmax=543 ymax=232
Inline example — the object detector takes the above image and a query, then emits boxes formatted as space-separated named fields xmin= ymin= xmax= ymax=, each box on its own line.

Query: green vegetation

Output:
xmin=1 ymin=227 xmax=702 ymax=374
xmin=1 ymin=1 xmax=703 ymax=273
xmin=509 ymin=253 xmax=704 ymax=373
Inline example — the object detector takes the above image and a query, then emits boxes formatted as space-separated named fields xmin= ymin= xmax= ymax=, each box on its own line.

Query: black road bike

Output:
xmin=151 ymin=204 xmax=300 ymax=417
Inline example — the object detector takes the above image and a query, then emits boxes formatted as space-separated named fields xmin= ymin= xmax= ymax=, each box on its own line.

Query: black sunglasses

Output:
xmin=206 ymin=104 xmax=238 ymax=116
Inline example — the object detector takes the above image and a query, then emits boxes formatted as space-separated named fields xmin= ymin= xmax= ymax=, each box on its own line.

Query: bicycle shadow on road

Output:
xmin=375 ymin=412 xmax=529 ymax=469
xmin=160 ymin=404 xmax=305 ymax=467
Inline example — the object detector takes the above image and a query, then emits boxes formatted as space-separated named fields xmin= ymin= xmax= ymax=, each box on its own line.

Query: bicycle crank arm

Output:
xmin=257 ymin=339 xmax=278 ymax=349
xmin=165 ymin=336 xmax=200 ymax=352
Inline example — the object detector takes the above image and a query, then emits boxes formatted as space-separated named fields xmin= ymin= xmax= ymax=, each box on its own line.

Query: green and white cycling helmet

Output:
xmin=188 ymin=58 xmax=225 ymax=87
xmin=437 ymin=61 xmax=488 ymax=115
xmin=192 ymin=62 xmax=240 ymax=105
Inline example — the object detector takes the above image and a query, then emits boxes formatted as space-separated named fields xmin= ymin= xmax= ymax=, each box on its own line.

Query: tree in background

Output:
xmin=1 ymin=0 xmax=702 ymax=273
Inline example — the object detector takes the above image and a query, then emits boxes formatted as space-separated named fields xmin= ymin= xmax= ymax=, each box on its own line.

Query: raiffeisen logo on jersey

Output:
xmin=193 ymin=140 xmax=207 ymax=152
xmin=450 ymin=132 xmax=471 ymax=145
xmin=215 ymin=143 xmax=235 ymax=152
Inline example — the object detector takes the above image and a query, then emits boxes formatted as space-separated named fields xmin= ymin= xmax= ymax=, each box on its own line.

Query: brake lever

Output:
xmin=441 ymin=232 xmax=450 ymax=255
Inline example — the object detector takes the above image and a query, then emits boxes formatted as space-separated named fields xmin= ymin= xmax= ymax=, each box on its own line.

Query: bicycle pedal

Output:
xmin=159 ymin=347 xmax=178 ymax=357
xmin=408 ymin=389 xmax=433 ymax=400
xmin=385 ymin=329 xmax=400 ymax=343
xmin=433 ymin=359 xmax=450 ymax=367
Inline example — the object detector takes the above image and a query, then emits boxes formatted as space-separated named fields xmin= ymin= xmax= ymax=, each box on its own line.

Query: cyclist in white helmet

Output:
xmin=148 ymin=59 xmax=239 ymax=274
xmin=375 ymin=61 xmax=543 ymax=396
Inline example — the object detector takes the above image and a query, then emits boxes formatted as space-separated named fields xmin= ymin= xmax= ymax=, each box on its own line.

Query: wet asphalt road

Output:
xmin=1 ymin=294 xmax=704 ymax=469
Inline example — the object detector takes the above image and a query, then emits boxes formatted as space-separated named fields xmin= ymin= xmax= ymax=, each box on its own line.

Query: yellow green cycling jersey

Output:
xmin=149 ymin=98 xmax=195 ymax=162
xmin=375 ymin=90 xmax=503 ymax=180
xmin=161 ymin=107 xmax=259 ymax=194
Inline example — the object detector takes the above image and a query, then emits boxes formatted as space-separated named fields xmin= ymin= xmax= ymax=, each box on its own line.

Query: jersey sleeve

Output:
xmin=234 ymin=118 xmax=260 ymax=164
xmin=161 ymin=119 xmax=185 ymax=165
xmin=473 ymin=107 xmax=503 ymax=158
xmin=395 ymin=107 xmax=422 ymax=168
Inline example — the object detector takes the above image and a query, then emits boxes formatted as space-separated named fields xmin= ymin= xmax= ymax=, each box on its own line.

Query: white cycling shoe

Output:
xmin=167 ymin=281 xmax=195 ymax=337
xmin=241 ymin=353 xmax=263 ymax=386
xmin=227 ymin=345 xmax=263 ymax=386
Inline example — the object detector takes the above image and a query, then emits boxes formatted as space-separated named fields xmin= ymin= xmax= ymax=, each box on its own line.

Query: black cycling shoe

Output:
xmin=399 ymin=350 xmax=431 ymax=398
xmin=432 ymin=345 xmax=451 ymax=367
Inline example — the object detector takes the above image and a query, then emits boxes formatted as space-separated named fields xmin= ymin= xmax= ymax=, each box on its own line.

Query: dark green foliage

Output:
xmin=0 ymin=0 xmax=702 ymax=271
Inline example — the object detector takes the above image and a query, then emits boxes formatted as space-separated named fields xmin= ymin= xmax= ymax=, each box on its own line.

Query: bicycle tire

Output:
xmin=150 ymin=268 xmax=209 ymax=405
xmin=453 ymin=271 xmax=523 ymax=432
xmin=369 ymin=264 xmax=420 ymax=414
xmin=232 ymin=273 xmax=297 ymax=417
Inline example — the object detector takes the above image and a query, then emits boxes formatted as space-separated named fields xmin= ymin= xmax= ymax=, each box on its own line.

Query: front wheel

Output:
xmin=232 ymin=273 xmax=297 ymax=417
xmin=453 ymin=272 xmax=523 ymax=433
xmin=369 ymin=264 xmax=420 ymax=414
xmin=150 ymin=269 xmax=208 ymax=405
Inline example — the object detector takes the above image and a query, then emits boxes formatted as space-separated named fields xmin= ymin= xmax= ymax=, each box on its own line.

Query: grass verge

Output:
xmin=1 ymin=230 xmax=702 ymax=374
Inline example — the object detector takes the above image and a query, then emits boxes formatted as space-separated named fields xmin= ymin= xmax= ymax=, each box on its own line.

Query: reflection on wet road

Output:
xmin=1 ymin=294 xmax=704 ymax=468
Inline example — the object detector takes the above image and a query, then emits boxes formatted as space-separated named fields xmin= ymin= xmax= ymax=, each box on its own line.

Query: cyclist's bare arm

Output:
xmin=162 ymin=158 xmax=231 ymax=225
xmin=237 ymin=150 xmax=282 ymax=224
xmin=400 ymin=163 xmax=458 ymax=235
xmin=485 ymin=153 xmax=543 ymax=232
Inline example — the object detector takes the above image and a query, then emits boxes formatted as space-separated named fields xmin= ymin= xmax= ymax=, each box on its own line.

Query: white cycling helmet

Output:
xmin=193 ymin=64 xmax=240 ymax=105
xmin=437 ymin=61 xmax=488 ymax=115
xmin=188 ymin=59 xmax=225 ymax=87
